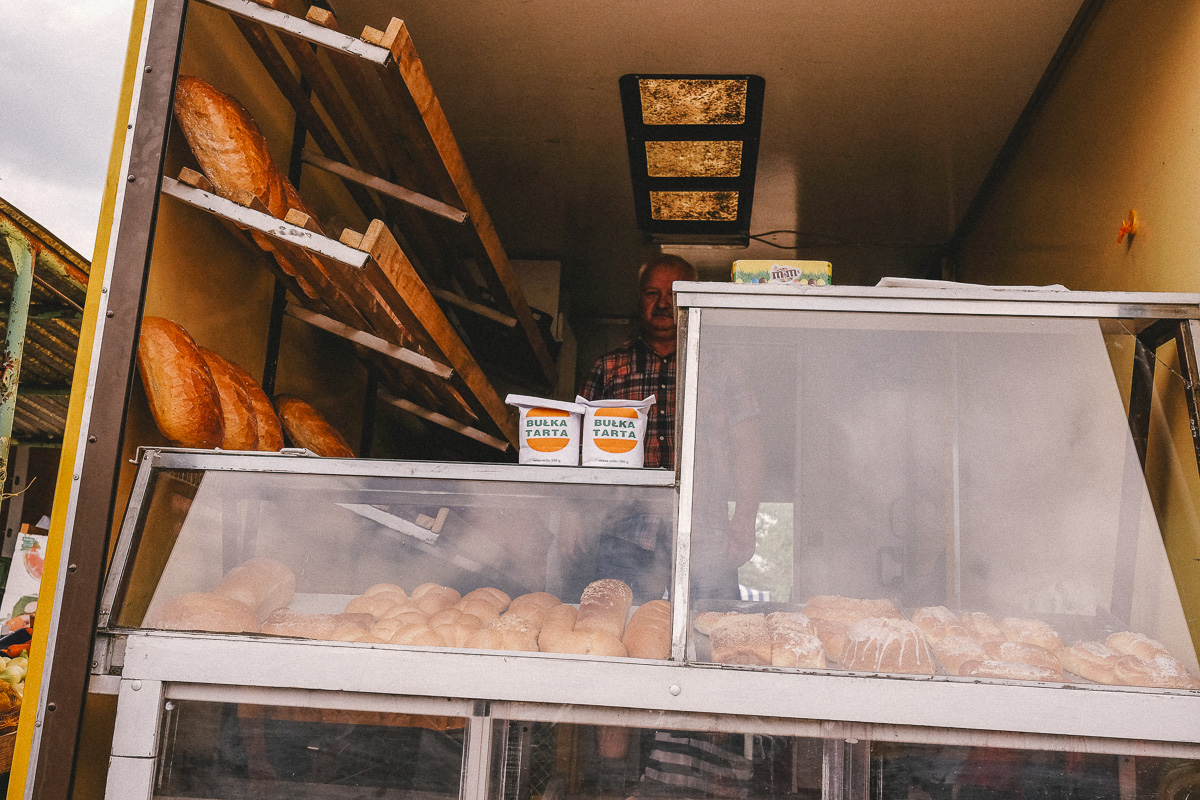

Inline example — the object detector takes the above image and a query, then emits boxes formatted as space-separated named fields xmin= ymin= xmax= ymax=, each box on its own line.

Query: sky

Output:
xmin=0 ymin=0 xmax=137 ymax=260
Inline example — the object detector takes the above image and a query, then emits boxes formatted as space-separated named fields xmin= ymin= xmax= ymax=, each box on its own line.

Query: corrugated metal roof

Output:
xmin=0 ymin=197 xmax=89 ymax=444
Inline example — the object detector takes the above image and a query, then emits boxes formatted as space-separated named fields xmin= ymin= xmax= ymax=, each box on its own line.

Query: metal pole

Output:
xmin=1 ymin=233 xmax=37 ymax=478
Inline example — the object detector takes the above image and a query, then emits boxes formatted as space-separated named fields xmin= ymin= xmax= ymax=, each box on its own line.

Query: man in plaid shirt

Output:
xmin=580 ymin=255 xmax=696 ymax=603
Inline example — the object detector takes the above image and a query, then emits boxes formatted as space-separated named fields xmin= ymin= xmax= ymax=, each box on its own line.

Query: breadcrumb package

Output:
xmin=506 ymin=395 xmax=586 ymax=465
xmin=576 ymin=395 xmax=656 ymax=468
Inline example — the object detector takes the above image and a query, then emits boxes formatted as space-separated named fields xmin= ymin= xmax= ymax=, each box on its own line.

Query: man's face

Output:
xmin=640 ymin=264 xmax=693 ymax=336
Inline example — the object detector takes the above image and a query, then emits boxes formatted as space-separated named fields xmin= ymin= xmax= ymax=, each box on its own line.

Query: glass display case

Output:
xmin=96 ymin=287 xmax=1200 ymax=800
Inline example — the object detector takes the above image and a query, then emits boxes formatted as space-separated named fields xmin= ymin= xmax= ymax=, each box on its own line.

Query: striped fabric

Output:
xmin=637 ymin=731 xmax=753 ymax=799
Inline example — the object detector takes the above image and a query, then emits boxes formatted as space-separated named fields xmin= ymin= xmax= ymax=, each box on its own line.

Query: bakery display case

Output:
xmin=93 ymin=287 xmax=1200 ymax=800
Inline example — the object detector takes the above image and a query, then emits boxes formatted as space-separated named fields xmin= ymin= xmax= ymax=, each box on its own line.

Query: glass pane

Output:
xmin=645 ymin=141 xmax=742 ymax=178
xmin=491 ymin=719 xmax=1200 ymax=800
xmin=638 ymin=79 xmax=747 ymax=125
xmin=650 ymin=191 xmax=739 ymax=221
xmin=112 ymin=469 xmax=674 ymax=659
xmin=155 ymin=699 xmax=465 ymax=799
xmin=687 ymin=310 xmax=1200 ymax=690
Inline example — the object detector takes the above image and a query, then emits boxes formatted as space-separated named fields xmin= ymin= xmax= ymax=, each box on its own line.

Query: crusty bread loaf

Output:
xmin=137 ymin=317 xmax=224 ymax=448
xmin=959 ymin=660 xmax=1062 ymax=683
xmin=1113 ymin=655 xmax=1200 ymax=689
xmin=623 ymin=600 xmax=671 ymax=660
xmin=694 ymin=610 xmax=737 ymax=636
xmin=1000 ymin=617 xmax=1063 ymax=653
xmin=983 ymin=640 xmax=1062 ymax=677
xmin=841 ymin=618 xmax=933 ymax=675
xmin=931 ymin=635 xmax=989 ymax=675
xmin=1061 ymin=641 xmax=1120 ymax=684
xmin=213 ymin=558 xmax=296 ymax=622
xmin=469 ymin=615 xmax=540 ymax=651
xmin=275 ymin=395 xmax=355 ymax=458
xmin=912 ymin=606 xmax=966 ymax=644
xmin=802 ymin=595 xmax=902 ymax=627
xmin=173 ymin=76 xmax=313 ymax=222
xmin=810 ymin=617 xmax=850 ymax=663
xmin=536 ymin=605 xmax=579 ymax=653
xmin=198 ymin=348 xmax=258 ymax=450
xmin=767 ymin=612 xmax=825 ymax=669
xmin=149 ymin=592 xmax=258 ymax=633
xmin=260 ymin=609 xmax=370 ymax=641
xmin=710 ymin=613 xmax=771 ymax=665
xmin=218 ymin=357 xmax=285 ymax=451
xmin=959 ymin=612 xmax=1005 ymax=645
xmin=575 ymin=579 xmax=633 ymax=639
xmin=1106 ymin=631 xmax=1172 ymax=663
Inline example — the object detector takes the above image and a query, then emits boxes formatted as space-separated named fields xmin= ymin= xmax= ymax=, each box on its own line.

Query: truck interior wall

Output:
xmin=957 ymin=0 xmax=1200 ymax=653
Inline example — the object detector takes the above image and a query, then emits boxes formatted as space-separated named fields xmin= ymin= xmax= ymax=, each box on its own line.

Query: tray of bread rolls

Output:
xmin=142 ymin=558 xmax=674 ymax=661
xmin=689 ymin=595 xmax=1200 ymax=690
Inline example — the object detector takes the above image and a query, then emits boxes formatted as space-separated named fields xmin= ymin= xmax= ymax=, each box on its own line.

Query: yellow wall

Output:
xmin=958 ymin=0 xmax=1200 ymax=654
xmin=959 ymin=1 xmax=1200 ymax=292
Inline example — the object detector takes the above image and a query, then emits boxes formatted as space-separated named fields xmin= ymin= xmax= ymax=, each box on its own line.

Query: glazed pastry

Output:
xmin=840 ymin=618 xmax=933 ymax=675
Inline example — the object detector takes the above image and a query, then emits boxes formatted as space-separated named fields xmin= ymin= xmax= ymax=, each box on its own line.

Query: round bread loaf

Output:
xmin=217 ymin=357 xmax=284 ymax=451
xmin=148 ymin=592 xmax=258 ymax=633
xmin=274 ymin=395 xmax=355 ymax=458
xmin=137 ymin=317 xmax=225 ymax=448
xmin=710 ymin=613 xmax=772 ymax=666
xmin=461 ymin=587 xmax=511 ymax=611
xmin=414 ymin=586 xmax=462 ymax=615
xmin=173 ymin=76 xmax=310 ymax=220
xmin=198 ymin=348 xmax=258 ymax=451
xmin=457 ymin=598 xmax=501 ymax=623
xmin=391 ymin=624 xmax=447 ymax=647
xmin=364 ymin=583 xmax=407 ymax=598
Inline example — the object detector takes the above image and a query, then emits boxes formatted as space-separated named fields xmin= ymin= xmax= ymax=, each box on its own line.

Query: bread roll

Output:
xmin=466 ymin=627 xmax=505 ymax=650
xmin=462 ymin=587 xmax=511 ymax=611
xmin=213 ymin=558 xmax=295 ymax=622
xmin=364 ymin=583 xmax=407 ymax=598
xmin=960 ymin=660 xmax=1062 ymax=683
xmin=196 ymin=348 xmax=259 ymax=450
xmin=912 ymin=606 xmax=965 ymax=644
xmin=137 ymin=317 xmax=224 ymax=448
xmin=710 ymin=613 xmax=771 ymax=665
xmin=275 ymin=395 xmax=355 ymax=458
xmin=841 ymin=618 xmax=933 ymax=675
xmin=390 ymin=624 xmax=447 ymax=648
xmin=575 ymin=579 xmax=633 ymax=639
xmin=260 ymin=609 xmax=370 ymax=641
xmin=370 ymin=618 xmax=409 ymax=640
xmin=1106 ymin=631 xmax=1172 ymax=663
xmin=218 ymin=357 xmax=285 ymax=451
xmin=1113 ymin=655 xmax=1200 ymax=689
xmin=536 ymin=605 xmax=579 ymax=652
xmin=1061 ymin=642 xmax=1120 ymax=684
xmin=802 ymin=595 xmax=902 ymax=627
xmin=148 ymin=592 xmax=257 ymax=633
xmin=414 ymin=586 xmax=462 ymax=615
xmin=931 ymin=635 xmax=989 ymax=675
xmin=694 ymin=610 xmax=736 ymax=636
xmin=810 ymin=617 xmax=850 ymax=663
xmin=959 ymin=612 xmax=1005 ymax=645
xmin=507 ymin=592 xmax=562 ymax=628
xmin=624 ymin=600 xmax=671 ymax=660
xmin=457 ymin=598 xmax=501 ymax=624
xmin=1000 ymin=617 xmax=1063 ymax=653
xmin=435 ymin=621 xmax=481 ymax=648
xmin=173 ymin=76 xmax=312 ymax=222
xmin=983 ymin=641 xmax=1062 ymax=676
xmin=384 ymin=610 xmax=430 ymax=627
xmin=767 ymin=613 xmax=825 ymax=669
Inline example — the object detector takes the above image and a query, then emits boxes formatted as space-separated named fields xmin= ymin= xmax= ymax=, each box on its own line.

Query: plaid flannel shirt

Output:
xmin=580 ymin=337 xmax=677 ymax=469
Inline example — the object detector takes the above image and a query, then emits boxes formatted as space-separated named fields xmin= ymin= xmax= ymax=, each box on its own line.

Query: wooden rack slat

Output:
xmin=284 ymin=302 xmax=451 ymax=378
xmin=197 ymin=0 xmax=558 ymax=387
xmin=379 ymin=390 xmax=509 ymax=452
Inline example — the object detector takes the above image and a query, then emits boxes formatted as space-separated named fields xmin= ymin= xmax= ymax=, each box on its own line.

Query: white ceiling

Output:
xmin=333 ymin=1 xmax=1084 ymax=316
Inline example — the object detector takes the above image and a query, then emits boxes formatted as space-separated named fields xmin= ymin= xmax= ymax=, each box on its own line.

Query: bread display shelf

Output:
xmin=161 ymin=175 xmax=518 ymax=449
xmin=194 ymin=0 xmax=557 ymax=389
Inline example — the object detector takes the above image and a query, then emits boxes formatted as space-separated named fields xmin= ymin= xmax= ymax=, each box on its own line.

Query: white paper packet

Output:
xmin=506 ymin=394 xmax=586 ymax=465
xmin=575 ymin=395 xmax=656 ymax=468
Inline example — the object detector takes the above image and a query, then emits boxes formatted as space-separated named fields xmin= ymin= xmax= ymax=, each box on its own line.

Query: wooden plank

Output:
xmin=284 ymin=302 xmax=452 ymax=378
xmin=305 ymin=8 xmax=480 ymax=297
xmin=431 ymin=506 xmax=450 ymax=534
xmin=229 ymin=15 xmax=389 ymax=225
xmin=379 ymin=390 xmax=510 ymax=452
xmin=196 ymin=0 xmax=391 ymax=65
xmin=178 ymin=167 xmax=213 ymax=193
xmin=161 ymin=178 xmax=367 ymax=266
xmin=301 ymin=150 xmax=468 ymax=224
xmin=371 ymin=19 xmax=557 ymax=385
xmin=358 ymin=221 xmax=518 ymax=445
xmin=429 ymin=287 xmax=518 ymax=328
